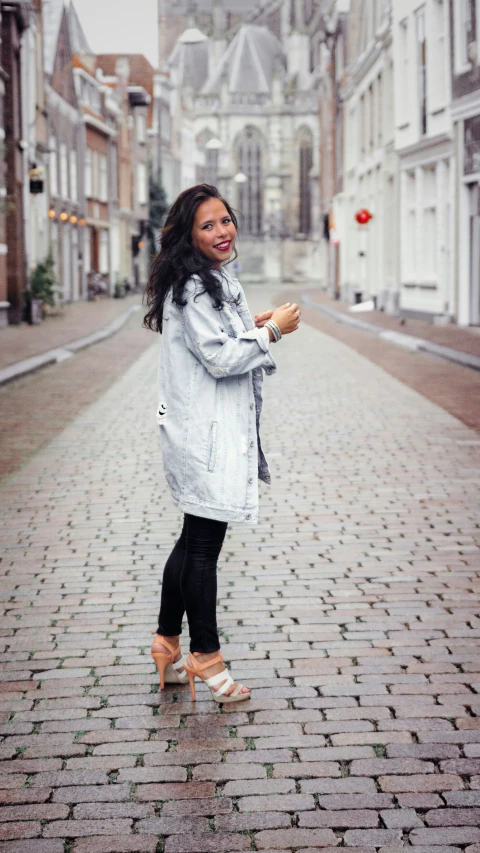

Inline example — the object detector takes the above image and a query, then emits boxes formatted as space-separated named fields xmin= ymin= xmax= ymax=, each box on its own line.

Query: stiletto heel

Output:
xmin=151 ymin=635 xmax=188 ymax=688
xmin=184 ymin=653 xmax=250 ymax=704
xmin=187 ymin=669 xmax=196 ymax=701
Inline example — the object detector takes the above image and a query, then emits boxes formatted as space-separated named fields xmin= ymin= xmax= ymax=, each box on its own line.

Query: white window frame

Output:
xmin=99 ymin=228 xmax=109 ymax=274
xmin=49 ymin=135 xmax=58 ymax=196
xmin=69 ymin=150 xmax=77 ymax=203
xmin=454 ymin=0 xmax=474 ymax=73
xmin=85 ymin=148 xmax=92 ymax=198
xmin=60 ymin=142 xmax=68 ymax=199
xmin=136 ymin=113 xmax=146 ymax=144
xmin=99 ymin=154 xmax=108 ymax=202
xmin=421 ymin=164 xmax=437 ymax=279
xmin=92 ymin=150 xmax=99 ymax=199
xmin=399 ymin=18 xmax=409 ymax=127
xmin=430 ymin=0 xmax=447 ymax=112
xmin=416 ymin=5 xmax=427 ymax=137
xmin=137 ymin=162 xmax=147 ymax=206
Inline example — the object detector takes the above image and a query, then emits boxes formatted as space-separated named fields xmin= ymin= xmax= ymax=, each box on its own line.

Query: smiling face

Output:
xmin=192 ymin=198 xmax=237 ymax=268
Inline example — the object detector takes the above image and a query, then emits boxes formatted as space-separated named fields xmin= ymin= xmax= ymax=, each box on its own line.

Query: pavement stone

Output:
xmin=0 ymin=286 xmax=479 ymax=849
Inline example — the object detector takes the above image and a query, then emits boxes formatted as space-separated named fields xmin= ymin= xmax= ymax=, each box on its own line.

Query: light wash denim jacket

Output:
xmin=157 ymin=269 xmax=277 ymax=524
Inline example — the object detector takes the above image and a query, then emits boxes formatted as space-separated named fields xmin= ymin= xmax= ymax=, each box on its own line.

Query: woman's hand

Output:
xmin=254 ymin=309 xmax=274 ymax=329
xmin=270 ymin=302 xmax=301 ymax=336
xmin=255 ymin=303 xmax=298 ymax=330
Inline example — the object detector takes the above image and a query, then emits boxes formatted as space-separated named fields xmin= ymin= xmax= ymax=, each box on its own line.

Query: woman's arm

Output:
xmin=181 ymin=286 xmax=277 ymax=379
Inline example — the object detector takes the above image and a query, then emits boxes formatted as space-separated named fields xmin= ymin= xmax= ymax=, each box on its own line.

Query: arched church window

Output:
xmin=236 ymin=126 xmax=263 ymax=237
xmin=195 ymin=130 xmax=219 ymax=187
xmin=298 ymin=127 xmax=313 ymax=235
xmin=290 ymin=0 xmax=296 ymax=28
xmin=304 ymin=0 xmax=314 ymax=24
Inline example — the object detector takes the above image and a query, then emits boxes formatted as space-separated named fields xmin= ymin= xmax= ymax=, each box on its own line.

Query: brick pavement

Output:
xmin=0 ymin=310 xmax=154 ymax=481
xmin=276 ymin=288 xmax=480 ymax=433
xmin=0 ymin=287 xmax=479 ymax=852
xmin=0 ymin=293 xmax=143 ymax=371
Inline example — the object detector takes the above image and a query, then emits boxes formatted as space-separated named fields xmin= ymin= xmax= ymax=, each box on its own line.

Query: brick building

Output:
xmin=44 ymin=3 xmax=86 ymax=302
xmin=97 ymin=54 xmax=151 ymax=290
xmin=1 ymin=0 xmax=31 ymax=325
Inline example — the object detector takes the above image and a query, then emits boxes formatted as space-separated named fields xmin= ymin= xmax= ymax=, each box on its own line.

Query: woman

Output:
xmin=143 ymin=184 xmax=300 ymax=703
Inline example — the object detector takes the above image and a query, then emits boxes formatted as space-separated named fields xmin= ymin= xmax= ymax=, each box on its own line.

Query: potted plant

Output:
xmin=26 ymin=247 xmax=58 ymax=324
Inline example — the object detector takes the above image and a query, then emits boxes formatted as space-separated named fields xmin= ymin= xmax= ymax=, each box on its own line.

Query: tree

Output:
xmin=29 ymin=246 xmax=59 ymax=308
xmin=149 ymin=168 xmax=169 ymax=255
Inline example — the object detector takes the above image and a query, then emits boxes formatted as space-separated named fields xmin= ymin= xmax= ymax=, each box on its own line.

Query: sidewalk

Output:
xmin=0 ymin=293 xmax=143 ymax=380
xmin=302 ymin=288 xmax=480 ymax=371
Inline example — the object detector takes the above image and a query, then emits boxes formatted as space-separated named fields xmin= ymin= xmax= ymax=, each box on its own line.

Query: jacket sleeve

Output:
xmin=181 ymin=283 xmax=277 ymax=379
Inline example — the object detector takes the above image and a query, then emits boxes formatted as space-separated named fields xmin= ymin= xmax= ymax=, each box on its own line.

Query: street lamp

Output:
xmin=234 ymin=172 xmax=248 ymax=184
xmin=179 ymin=27 xmax=208 ymax=44
xmin=206 ymin=137 xmax=223 ymax=150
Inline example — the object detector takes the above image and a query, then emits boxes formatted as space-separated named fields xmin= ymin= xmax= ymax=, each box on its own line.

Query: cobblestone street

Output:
xmin=1 ymin=289 xmax=480 ymax=853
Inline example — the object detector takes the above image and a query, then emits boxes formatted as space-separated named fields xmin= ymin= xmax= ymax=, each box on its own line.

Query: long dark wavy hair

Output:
xmin=143 ymin=183 xmax=239 ymax=333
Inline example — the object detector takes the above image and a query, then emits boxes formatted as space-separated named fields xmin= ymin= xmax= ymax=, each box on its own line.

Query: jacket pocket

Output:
xmin=207 ymin=421 xmax=219 ymax=472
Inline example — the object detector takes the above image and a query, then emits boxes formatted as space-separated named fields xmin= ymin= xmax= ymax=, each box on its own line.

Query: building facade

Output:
xmin=45 ymin=5 xmax=85 ymax=303
xmin=337 ymin=0 xmax=398 ymax=312
xmin=392 ymin=0 xmax=454 ymax=321
xmin=450 ymin=0 xmax=480 ymax=326
xmin=1 ymin=0 xmax=31 ymax=324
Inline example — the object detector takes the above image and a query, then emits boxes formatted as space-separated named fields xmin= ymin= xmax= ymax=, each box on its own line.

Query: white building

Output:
xmin=337 ymin=0 xmax=398 ymax=311
xmin=392 ymin=0 xmax=454 ymax=321
xmin=450 ymin=0 xmax=480 ymax=326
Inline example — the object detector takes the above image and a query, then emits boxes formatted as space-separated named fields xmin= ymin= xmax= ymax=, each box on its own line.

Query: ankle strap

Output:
xmin=191 ymin=653 xmax=223 ymax=672
xmin=153 ymin=635 xmax=178 ymax=657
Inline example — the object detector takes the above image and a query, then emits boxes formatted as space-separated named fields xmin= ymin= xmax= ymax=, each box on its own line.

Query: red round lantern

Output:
xmin=355 ymin=208 xmax=373 ymax=225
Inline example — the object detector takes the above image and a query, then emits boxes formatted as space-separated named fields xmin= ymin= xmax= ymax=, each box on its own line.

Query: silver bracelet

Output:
xmin=265 ymin=320 xmax=282 ymax=342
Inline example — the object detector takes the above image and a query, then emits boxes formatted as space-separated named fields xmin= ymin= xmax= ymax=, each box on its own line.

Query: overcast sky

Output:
xmin=73 ymin=0 xmax=159 ymax=67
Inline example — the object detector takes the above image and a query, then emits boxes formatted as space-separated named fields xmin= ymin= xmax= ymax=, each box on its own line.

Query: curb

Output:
xmin=301 ymin=294 xmax=480 ymax=372
xmin=0 ymin=304 xmax=142 ymax=387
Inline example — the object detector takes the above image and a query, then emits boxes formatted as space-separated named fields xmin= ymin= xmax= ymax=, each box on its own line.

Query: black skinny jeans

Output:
xmin=157 ymin=513 xmax=228 ymax=653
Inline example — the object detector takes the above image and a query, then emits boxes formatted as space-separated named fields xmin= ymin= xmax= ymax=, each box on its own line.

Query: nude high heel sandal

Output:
xmin=151 ymin=635 xmax=188 ymax=689
xmin=184 ymin=653 xmax=250 ymax=704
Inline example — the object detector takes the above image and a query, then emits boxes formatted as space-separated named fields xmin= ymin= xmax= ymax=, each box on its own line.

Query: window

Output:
xmin=303 ymin=0 xmax=314 ymax=24
xmin=360 ymin=93 xmax=366 ymax=156
xmin=85 ymin=148 xmax=92 ymax=198
xmin=99 ymin=154 xmax=108 ymax=202
xmin=369 ymin=82 xmax=374 ymax=151
xmin=377 ymin=72 xmax=383 ymax=146
xmin=455 ymin=0 xmax=476 ymax=69
xmin=137 ymin=162 xmax=147 ymax=206
xmin=49 ymin=135 xmax=58 ymax=196
xmin=92 ymin=151 xmax=99 ymax=198
xmin=136 ymin=113 xmax=146 ymax=144
xmin=298 ymin=127 xmax=313 ymax=235
xmin=110 ymin=144 xmax=118 ymax=200
xmin=405 ymin=170 xmax=417 ymax=279
xmin=431 ymin=0 xmax=447 ymax=111
xmin=399 ymin=18 xmax=409 ymax=126
xmin=416 ymin=6 xmax=427 ymax=136
xmin=70 ymin=150 xmax=77 ymax=202
xmin=99 ymin=229 xmax=109 ymax=274
xmin=60 ymin=142 xmax=68 ymax=199
xmin=422 ymin=165 xmax=437 ymax=277
xmin=235 ymin=126 xmax=263 ymax=236
xmin=465 ymin=115 xmax=480 ymax=174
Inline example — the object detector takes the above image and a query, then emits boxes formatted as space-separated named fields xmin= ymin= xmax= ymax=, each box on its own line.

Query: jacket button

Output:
xmin=250 ymin=403 xmax=254 ymax=410
xmin=250 ymin=440 xmax=254 ymax=448
xmin=246 ymin=514 xmax=251 ymax=520
xmin=248 ymin=477 xmax=253 ymax=484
